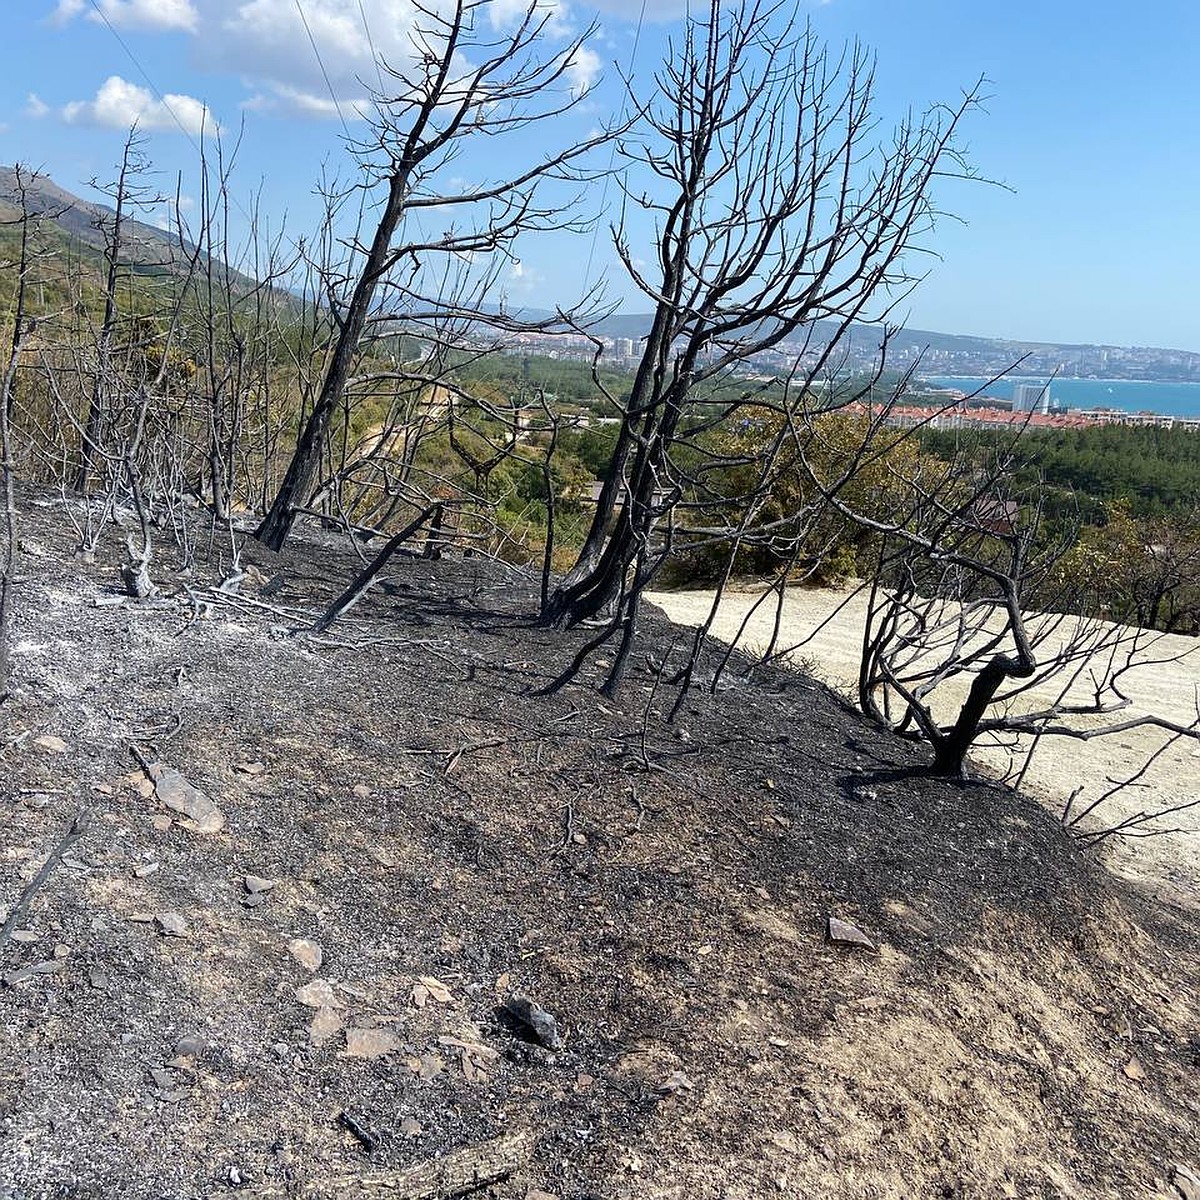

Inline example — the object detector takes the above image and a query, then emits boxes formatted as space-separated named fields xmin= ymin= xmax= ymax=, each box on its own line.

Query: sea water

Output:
xmin=918 ymin=375 xmax=1200 ymax=420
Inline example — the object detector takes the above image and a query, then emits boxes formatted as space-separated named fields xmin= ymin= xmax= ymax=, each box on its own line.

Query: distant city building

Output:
xmin=1013 ymin=382 xmax=1051 ymax=413
xmin=616 ymin=337 xmax=635 ymax=358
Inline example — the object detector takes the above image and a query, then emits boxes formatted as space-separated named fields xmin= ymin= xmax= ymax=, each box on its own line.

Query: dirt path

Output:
xmin=648 ymin=585 xmax=1200 ymax=904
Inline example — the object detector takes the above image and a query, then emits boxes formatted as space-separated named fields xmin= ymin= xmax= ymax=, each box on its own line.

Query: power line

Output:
xmin=294 ymin=0 xmax=353 ymax=140
xmin=84 ymin=0 xmax=211 ymax=153
xmin=582 ymin=0 xmax=649 ymax=290
xmin=357 ymin=0 xmax=388 ymax=96
xmin=83 ymin=0 xmax=277 ymax=248
xmin=354 ymin=0 xmax=428 ymax=246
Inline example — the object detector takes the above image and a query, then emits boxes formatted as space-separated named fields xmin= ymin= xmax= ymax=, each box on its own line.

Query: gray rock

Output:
xmin=295 ymin=979 xmax=341 ymax=1009
xmin=2 ymin=960 xmax=65 ymax=986
xmin=288 ymin=938 xmax=323 ymax=972
xmin=826 ymin=916 xmax=877 ymax=951
xmin=156 ymin=912 xmax=188 ymax=937
xmin=504 ymin=994 xmax=563 ymax=1050
xmin=144 ymin=761 xmax=225 ymax=834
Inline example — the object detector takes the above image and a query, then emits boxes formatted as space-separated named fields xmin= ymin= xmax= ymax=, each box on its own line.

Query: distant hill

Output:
xmin=583 ymin=314 xmax=1200 ymax=383
xmin=4 ymin=166 xmax=1194 ymax=378
xmin=0 ymin=165 xmax=183 ymax=269
xmin=585 ymin=312 xmax=1194 ymax=362
xmin=0 ymin=165 xmax=273 ymax=307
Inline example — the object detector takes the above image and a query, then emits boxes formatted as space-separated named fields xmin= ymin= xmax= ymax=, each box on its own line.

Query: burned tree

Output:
xmin=1 ymin=166 xmax=67 ymax=696
xmin=797 ymin=410 xmax=1200 ymax=779
xmin=542 ymin=0 xmax=983 ymax=651
xmin=254 ymin=0 xmax=613 ymax=551
xmin=74 ymin=129 xmax=164 ymax=494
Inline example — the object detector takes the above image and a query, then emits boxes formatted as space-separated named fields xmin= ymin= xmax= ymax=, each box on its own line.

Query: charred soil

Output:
xmin=1 ymin=488 xmax=1198 ymax=1200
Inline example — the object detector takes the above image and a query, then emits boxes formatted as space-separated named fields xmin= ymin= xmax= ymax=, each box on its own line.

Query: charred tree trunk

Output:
xmin=541 ymin=311 xmax=684 ymax=627
xmin=0 ymin=167 xmax=45 ymax=698
xmin=255 ymin=170 xmax=411 ymax=551
xmin=76 ymin=136 xmax=137 ymax=494
xmin=930 ymin=652 xmax=1035 ymax=777
xmin=546 ymin=306 xmax=675 ymax=612
xmin=0 ymin=333 xmax=22 ymax=697
xmin=253 ymin=0 xmax=608 ymax=552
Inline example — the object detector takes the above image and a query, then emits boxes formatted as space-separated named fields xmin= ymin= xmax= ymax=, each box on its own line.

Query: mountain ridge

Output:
xmin=4 ymin=165 xmax=1196 ymax=372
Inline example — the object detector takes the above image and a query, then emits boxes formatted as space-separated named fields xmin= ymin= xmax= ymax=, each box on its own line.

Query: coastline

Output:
xmin=925 ymin=374 xmax=1200 ymax=387
xmin=915 ymin=374 xmax=1200 ymax=421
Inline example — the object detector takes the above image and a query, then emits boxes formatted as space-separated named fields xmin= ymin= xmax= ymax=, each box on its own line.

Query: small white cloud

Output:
xmin=566 ymin=45 xmax=601 ymax=98
xmin=504 ymin=259 xmax=544 ymax=296
xmin=241 ymin=83 xmax=371 ymax=121
xmin=25 ymin=94 xmax=50 ymax=119
xmin=49 ymin=0 xmax=86 ymax=27
xmin=586 ymin=0 xmax=688 ymax=19
xmin=489 ymin=0 xmax=572 ymax=36
xmin=151 ymin=195 xmax=194 ymax=230
xmin=273 ymin=84 xmax=370 ymax=120
xmin=62 ymin=75 xmax=216 ymax=137
xmin=67 ymin=0 xmax=200 ymax=33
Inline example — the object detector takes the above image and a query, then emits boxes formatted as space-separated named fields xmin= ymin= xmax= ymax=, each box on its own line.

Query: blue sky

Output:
xmin=2 ymin=0 xmax=1198 ymax=351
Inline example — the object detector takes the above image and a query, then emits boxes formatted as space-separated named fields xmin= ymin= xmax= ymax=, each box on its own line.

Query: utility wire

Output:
xmin=85 ymin=0 xmax=211 ymax=154
xmin=582 ymin=0 xmax=649 ymax=291
xmin=358 ymin=0 xmax=388 ymax=96
xmin=83 ymin=0 xmax=274 ymax=245
xmin=294 ymin=0 xmax=354 ymax=140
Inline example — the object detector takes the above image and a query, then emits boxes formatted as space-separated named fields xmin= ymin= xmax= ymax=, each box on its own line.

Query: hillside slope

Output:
xmin=0 ymin=165 xmax=273 ymax=317
xmin=0 ymin=164 xmax=183 ymax=268
xmin=0 ymin=488 xmax=1198 ymax=1199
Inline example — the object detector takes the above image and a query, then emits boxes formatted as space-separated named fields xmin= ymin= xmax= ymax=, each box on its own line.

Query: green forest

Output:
xmin=923 ymin=423 xmax=1200 ymax=519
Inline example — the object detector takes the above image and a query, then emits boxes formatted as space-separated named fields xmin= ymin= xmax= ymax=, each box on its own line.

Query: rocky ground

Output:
xmin=1 ymin=487 xmax=1198 ymax=1200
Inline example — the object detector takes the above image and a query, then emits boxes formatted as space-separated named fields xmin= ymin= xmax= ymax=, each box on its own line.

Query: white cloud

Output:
xmin=62 ymin=75 xmax=216 ymax=136
xmin=214 ymin=0 xmax=583 ymax=119
xmin=580 ymin=0 xmax=688 ymax=20
xmin=242 ymin=83 xmax=372 ymax=121
xmin=217 ymin=0 xmax=391 ymax=107
xmin=177 ymin=0 xmax=381 ymax=119
xmin=503 ymin=258 xmax=544 ymax=297
xmin=488 ymin=0 xmax=538 ymax=26
xmin=488 ymin=0 xmax=572 ymax=37
xmin=53 ymin=0 xmax=199 ymax=32
xmin=25 ymin=94 xmax=51 ymax=119
xmin=49 ymin=0 xmax=86 ymax=26
xmin=566 ymin=45 xmax=601 ymax=97
xmin=151 ymin=193 xmax=195 ymax=231
xmin=47 ymin=0 xmax=596 ymax=125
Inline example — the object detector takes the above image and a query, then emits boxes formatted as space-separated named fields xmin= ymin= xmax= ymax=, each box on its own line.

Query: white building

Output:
xmin=1013 ymin=382 xmax=1051 ymax=413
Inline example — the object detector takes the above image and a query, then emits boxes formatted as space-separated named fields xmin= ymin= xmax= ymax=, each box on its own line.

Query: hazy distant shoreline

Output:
xmin=925 ymin=374 xmax=1200 ymax=387
xmin=919 ymin=374 xmax=1200 ymax=419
